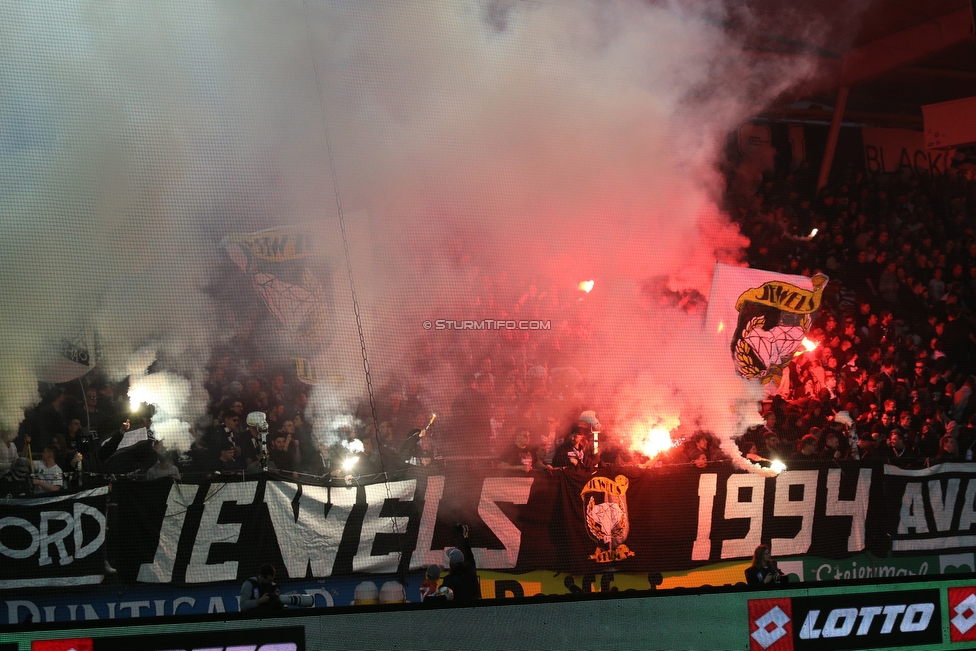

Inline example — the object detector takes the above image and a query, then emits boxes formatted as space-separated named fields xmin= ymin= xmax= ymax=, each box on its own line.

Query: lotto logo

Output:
xmin=32 ymin=640 xmax=93 ymax=651
xmin=949 ymin=587 xmax=976 ymax=642
xmin=749 ymin=598 xmax=793 ymax=651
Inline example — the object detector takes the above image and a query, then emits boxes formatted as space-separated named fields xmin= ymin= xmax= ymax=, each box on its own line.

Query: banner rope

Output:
xmin=299 ymin=0 xmax=408 ymax=581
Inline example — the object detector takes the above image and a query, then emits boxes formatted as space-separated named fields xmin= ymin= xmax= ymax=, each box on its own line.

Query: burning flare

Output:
xmin=129 ymin=385 xmax=154 ymax=413
xmin=793 ymin=337 xmax=819 ymax=357
xmin=642 ymin=427 xmax=673 ymax=458
xmin=578 ymin=280 xmax=594 ymax=293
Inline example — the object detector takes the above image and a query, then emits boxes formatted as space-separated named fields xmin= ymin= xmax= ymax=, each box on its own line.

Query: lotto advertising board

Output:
xmin=8 ymin=578 xmax=976 ymax=650
xmin=748 ymin=589 xmax=941 ymax=650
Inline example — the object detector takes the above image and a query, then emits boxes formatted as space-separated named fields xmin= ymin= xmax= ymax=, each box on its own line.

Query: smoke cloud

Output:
xmin=0 ymin=1 xmax=833 ymax=459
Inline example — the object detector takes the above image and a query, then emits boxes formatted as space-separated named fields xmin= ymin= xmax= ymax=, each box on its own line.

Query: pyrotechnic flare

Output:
xmin=642 ymin=427 xmax=673 ymax=458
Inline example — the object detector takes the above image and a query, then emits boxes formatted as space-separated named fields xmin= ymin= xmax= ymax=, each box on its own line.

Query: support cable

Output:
xmin=299 ymin=0 xmax=409 ymax=579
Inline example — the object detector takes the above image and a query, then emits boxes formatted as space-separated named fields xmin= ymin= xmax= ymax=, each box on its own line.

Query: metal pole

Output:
xmin=817 ymin=86 xmax=849 ymax=192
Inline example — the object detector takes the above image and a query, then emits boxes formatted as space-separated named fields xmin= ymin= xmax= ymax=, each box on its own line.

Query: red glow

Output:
xmin=642 ymin=427 xmax=672 ymax=458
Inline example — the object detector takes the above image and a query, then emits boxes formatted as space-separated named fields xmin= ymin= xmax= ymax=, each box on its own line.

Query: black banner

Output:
xmin=16 ymin=463 xmax=976 ymax=590
xmin=107 ymin=462 xmax=888 ymax=585
xmin=0 ymin=487 xmax=109 ymax=588
xmin=883 ymin=462 xmax=976 ymax=555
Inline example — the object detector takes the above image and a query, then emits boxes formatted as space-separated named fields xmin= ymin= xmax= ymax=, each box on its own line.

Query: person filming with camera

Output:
xmin=240 ymin=564 xmax=285 ymax=616
xmin=240 ymin=564 xmax=313 ymax=615
xmin=745 ymin=544 xmax=788 ymax=587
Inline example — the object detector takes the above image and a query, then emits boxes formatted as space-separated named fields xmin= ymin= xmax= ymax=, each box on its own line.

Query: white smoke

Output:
xmin=0 ymin=1 xmax=840 ymax=462
xmin=127 ymin=348 xmax=196 ymax=452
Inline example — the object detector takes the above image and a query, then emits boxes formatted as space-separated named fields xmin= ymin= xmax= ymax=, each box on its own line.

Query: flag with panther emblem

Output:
xmin=222 ymin=226 xmax=336 ymax=383
xmin=705 ymin=263 xmax=827 ymax=386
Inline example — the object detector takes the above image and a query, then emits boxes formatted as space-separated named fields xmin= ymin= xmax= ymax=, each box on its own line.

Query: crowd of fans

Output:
xmin=3 ymin=158 xmax=976 ymax=496
xmin=728 ymin=160 xmax=976 ymax=469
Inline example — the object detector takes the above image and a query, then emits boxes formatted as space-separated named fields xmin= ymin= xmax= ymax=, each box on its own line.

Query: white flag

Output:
xmin=705 ymin=263 xmax=827 ymax=386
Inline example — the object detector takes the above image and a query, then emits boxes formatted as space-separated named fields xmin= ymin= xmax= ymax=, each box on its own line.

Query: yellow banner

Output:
xmin=225 ymin=227 xmax=314 ymax=262
xmin=474 ymin=564 xmax=752 ymax=598
xmin=734 ymin=273 xmax=827 ymax=314
xmin=581 ymin=475 xmax=629 ymax=497
xmin=291 ymin=357 xmax=342 ymax=385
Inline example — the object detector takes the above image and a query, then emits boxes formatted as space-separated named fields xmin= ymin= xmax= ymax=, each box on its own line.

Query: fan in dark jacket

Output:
xmin=440 ymin=524 xmax=482 ymax=603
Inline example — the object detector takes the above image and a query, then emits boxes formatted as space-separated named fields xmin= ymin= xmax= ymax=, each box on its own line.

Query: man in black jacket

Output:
xmin=441 ymin=524 xmax=481 ymax=603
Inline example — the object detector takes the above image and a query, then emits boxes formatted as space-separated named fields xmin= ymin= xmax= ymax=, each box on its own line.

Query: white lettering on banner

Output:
xmin=855 ymin=606 xmax=884 ymax=635
xmin=7 ymin=601 xmax=40 ymax=624
xmin=265 ymin=482 xmax=356 ymax=579
xmin=880 ymin=605 xmax=905 ymax=633
xmin=0 ymin=516 xmax=39 ymax=558
xmin=930 ymin=478 xmax=960 ymax=531
xmin=39 ymin=511 xmax=74 ymax=566
xmin=0 ymin=504 xmax=105 ymax=570
xmin=73 ymin=502 xmax=106 ymax=560
xmin=208 ymin=596 xmax=226 ymax=613
xmin=4 ymin=596 xmax=205 ymax=623
xmin=813 ymin=561 xmax=929 ymax=581
xmin=799 ymin=603 xmax=935 ymax=639
xmin=822 ymin=608 xmax=858 ymax=637
xmin=138 ymin=484 xmax=196 ymax=582
xmin=119 ymin=601 xmax=151 ymax=617
xmin=888 ymin=467 xmax=976 ymax=550
xmin=825 ymin=468 xmax=871 ymax=551
xmin=410 ymin=475 xmax=446 ymax=569
xmin=474 ymin=477 xmax=533 ymax=568
xmin=186 ymin=483 xmax=257 ymax=583
xmin=721 ymin=473 xmax=765 ymax=559
xmin=691 ymin=474 xmax=717 ymax=561
xmin=302 ymin=589 xmax=335 ymax=607
xmin=352 ymin=480 xmax=417 ymax=573
xmin=771 ymin=470 xmax=817 ymax=557
xmin=903 ymin=603 xmax=936 ymax=631
xmin=898 ymin=482 xmax=929 ymax=534
xmin=960 ymin=479 xmax=976 ymax=531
